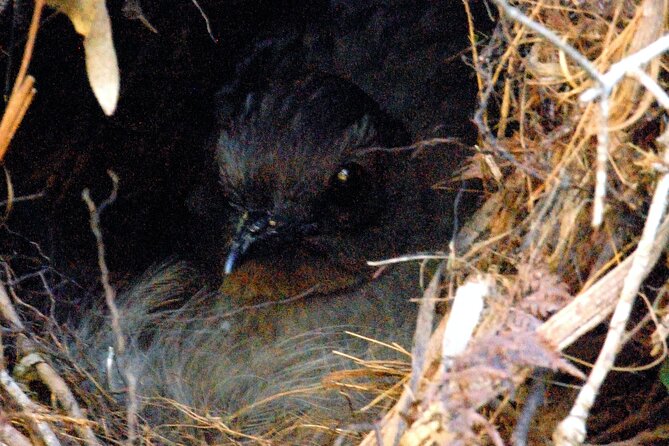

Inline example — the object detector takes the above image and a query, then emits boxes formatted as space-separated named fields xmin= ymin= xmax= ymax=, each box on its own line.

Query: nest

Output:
xmin=380 ymin=0 xmax=669 ymax=444
xmin=1 ymin=0 xmax=669 ymax=445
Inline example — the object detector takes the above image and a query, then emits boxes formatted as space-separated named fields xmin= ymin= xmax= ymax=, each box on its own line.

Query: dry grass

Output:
xmin=364 ymin=0 xmax=669 ymax=444
xmin=1 ymin=1 xmax=669 ymax=445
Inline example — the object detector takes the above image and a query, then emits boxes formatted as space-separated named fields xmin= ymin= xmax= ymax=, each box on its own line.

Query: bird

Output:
xmin=69 ymin=72 xmax=468 ymax=445
xmin=214 ymin=72 xmax=418 ymax=302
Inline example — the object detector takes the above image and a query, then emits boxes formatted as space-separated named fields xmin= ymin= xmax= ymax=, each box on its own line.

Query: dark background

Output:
xmin=0 ymin=0 xmax=492 ymax=293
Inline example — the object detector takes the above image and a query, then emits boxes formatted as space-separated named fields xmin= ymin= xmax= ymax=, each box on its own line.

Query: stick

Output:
xmin=553 ymin=128 xmax=669 ymax=446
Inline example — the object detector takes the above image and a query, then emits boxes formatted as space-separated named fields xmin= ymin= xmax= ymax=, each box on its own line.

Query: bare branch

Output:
xmin=81 ymin=171 xmax=137 ymax=445
xmin=493 ymin=0 xmax=669 ymax=227
xmin=0 ymin=408 xmax=32 ymax=446
xmin=491 ymin=0 xmax=603 ymax=83
xmin=0 ymin=369 xmax=62 ymax=446
xmin=81 ymin=171 xmax=124 ymax=353
xmin=554 ymin=128 xmax=669 ymax=446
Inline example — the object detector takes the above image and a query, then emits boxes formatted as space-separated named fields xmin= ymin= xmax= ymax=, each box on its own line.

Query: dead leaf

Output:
xmin=47 ymin=0 xmax=119 ymax=115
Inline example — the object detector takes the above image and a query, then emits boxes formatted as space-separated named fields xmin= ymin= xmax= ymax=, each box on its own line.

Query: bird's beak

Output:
xmin=224 ymin=212 xmax=276 ymax=275
xmin=223 ymin=239 xmax=245 ymax=275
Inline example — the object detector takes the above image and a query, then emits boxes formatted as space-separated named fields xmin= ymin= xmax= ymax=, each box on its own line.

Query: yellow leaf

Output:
xmin=47 ymin=0 xmax=119 ymax=115
xmin=47 ymin=0 xmax=94 ymax=36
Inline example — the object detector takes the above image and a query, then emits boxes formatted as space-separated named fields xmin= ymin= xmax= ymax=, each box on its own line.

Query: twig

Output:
xmin=0 ymin=408 xmax=32 ymax=446
xmin=591 ymin=94 xmax=610 ymax=228
xmin=553 ymin=129 xmax=669 ymax=445
xmin=12 ymin=0 xmax=44 ymax=94
xmin=441 ymin=276 xmax=487 ymax=369
xmin=0 ymin=283 xmax=101 ymax=446
xmin=81 ymin=171 xmax=124 ymax=354
xmin=0 ymin=0 xmax=44 ymax=161
xmin=412 ymin=263 xmax=444 ymax=389
xmin=359 ymin=275 xmax=492 ymax=446
xmin=491 ymin=0 xmax=603 ymax=83
xmin=191 ymin=0 xmax=217 ymax=43
xmin=513 ymin=369 xmax=547 ymax=446
xmin=462 ymin=0 xmax=484 ymax=98
xmin=580 ymin=33 xmax=669 ymax=227
xmin=579 ymin=34 xmax=669 ymax=103
xmin=0 ymin=307 xmax=61 ymax=446
xmin=0 ymin=190 xmax=45 ymax=207
xmin=82 ymin=171 xmax=137 ymax=445
xmin=493 ymin=0 xmax=669 ymax=228
xmin=0 ymin=369 xmax=62 ymax=446
xmin=353 ymin=137 xmax=468 ymax=160
xmin=399 ymin=263 xmax=445 ymax=445
xmin=19 ymin=353 xmax=102 ymax=446
xmin=0 ymin=75 xmax=35 ymax=161
xmin=367 ymin=253 xmax=448 ymax=267
xmin=630 ymin=68 xmax=669 ymax=109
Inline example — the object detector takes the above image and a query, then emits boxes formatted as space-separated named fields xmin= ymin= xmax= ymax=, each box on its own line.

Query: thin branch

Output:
xmin=0 ymin=307 xmax=60 ymax=446
xmin=81 ymin=171 xmax=124 ymax=353
xmin=0 ymin=369 xmax=62 ymax=446
xmin=554 ymin=129 xmax=669 ymax=445
xmin=81 ymin=171 xmax=137 ymax=445
xmin=0 ymin=75 xmax=35 ymax=161
xmin=0 ymin=408 xmax=32 ymax=446
xmin=0 ymin=190 xmax=45 ymax=207
xmin=630 ymin=68 xmax=669 ymax=109
xmin=368 ymin=253 xmax=448 ymax=267
xmin=492 ymin=0 xmax=669 ymax=228
xmin=191 ymin=0 xmax=217 ymax=43
xmin=12 ymin=0 xmax=44 ymax=95
xmin=592 ymin=95 xmax=610 ymax=227
xmin=22 ymin=354 xmax=102 ymax=446
xmin=394 ymin=264 xmax=444 ymax=446
xmin=491 ymin=0 xmax=603 ymax=84
xmin=0 ymin=0 xmax=43 ymax=160
xmin=0 ymin=283 xmax=100 ymax=446
xmin=580 ymin=34 xmax=669 ymax=102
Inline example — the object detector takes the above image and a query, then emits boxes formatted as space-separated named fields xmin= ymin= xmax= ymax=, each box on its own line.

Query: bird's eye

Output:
xmin=333 ymin=163 xmax=363 ymax=186
xmin=268 ymin=219 xmax=277 ymax=227
xmin=327 ymin=163 xmax=365 ymax=200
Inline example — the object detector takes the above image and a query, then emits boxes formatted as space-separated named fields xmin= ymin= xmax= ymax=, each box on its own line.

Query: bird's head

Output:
xmin=216 ymin=75 xmax=412 ymax=300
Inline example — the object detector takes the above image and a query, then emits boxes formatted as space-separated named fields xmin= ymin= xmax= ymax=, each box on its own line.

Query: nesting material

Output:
xmin=368 ymin=0 xmax=669 ymax=444
xmin=1 ymin=1 xmax=669 ymax=445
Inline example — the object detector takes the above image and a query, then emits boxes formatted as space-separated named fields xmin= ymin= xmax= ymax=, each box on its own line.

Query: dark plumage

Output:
xmin=214 ymin=73 xmax=444 ymax=300
xmin=69 ymin=73 xmax=468 ymax=445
